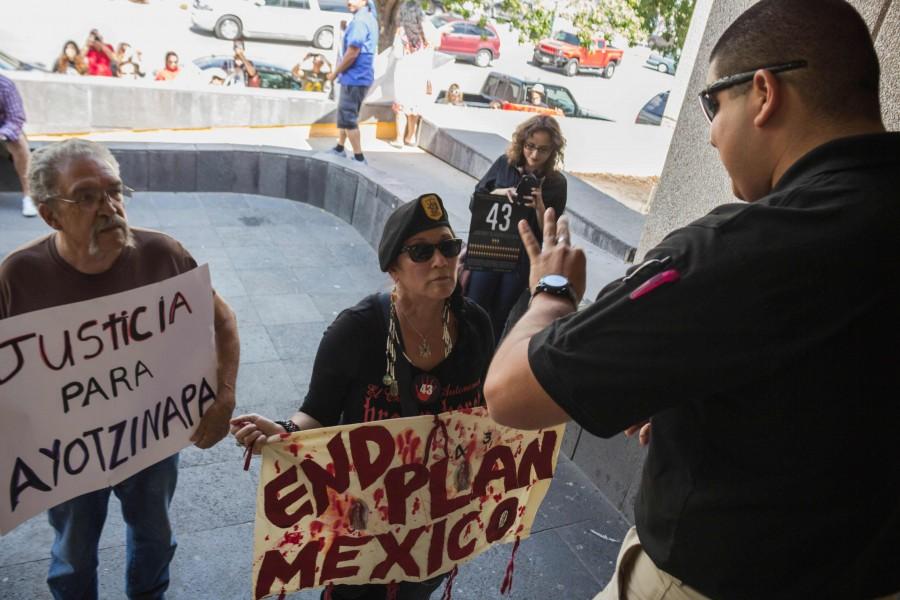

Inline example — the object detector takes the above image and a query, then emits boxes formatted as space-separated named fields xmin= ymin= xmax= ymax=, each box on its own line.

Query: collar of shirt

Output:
xmin=773 ymin=132 xmax=900 ymax=195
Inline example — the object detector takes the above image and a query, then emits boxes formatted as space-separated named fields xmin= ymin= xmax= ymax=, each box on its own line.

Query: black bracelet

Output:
xmin=275 ymin=419 xmax=300 ymax=433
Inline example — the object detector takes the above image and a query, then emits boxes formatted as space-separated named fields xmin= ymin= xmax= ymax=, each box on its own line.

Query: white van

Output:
xmin=190 ymin=0 xmax=350 ymax=49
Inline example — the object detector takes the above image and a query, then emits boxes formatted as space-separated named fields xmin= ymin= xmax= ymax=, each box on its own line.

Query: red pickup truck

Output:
xmin=531 ymin=31 xmax=624 ymax=78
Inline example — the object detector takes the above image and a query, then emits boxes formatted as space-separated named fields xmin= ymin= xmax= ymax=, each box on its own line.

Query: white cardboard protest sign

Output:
xmin=252 ymin=408 xmax=564 ymax=599
xmin=0 ymin=265 xmax=216 ymax=534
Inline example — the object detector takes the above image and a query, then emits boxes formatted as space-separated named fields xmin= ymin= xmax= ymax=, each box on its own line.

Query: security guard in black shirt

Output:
xmin=484 ymin=1 xmax=899 ymax=599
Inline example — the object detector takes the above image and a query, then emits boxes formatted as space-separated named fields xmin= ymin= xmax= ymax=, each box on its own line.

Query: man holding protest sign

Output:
xmin=485 ymin=1 xmax=899 ymax=598
xmin=0 ymin=139 xmax=240 ymax=600
xmin=232 ymin=194 xmax=497 ymax=599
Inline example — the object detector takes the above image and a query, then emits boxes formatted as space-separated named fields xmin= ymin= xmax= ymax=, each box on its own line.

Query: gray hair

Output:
xmin=28 ymin=139 xmax=121 ymax=204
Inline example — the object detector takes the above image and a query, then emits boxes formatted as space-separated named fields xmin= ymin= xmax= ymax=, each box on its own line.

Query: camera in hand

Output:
xmin=515 ymin=173 xmax=540 ymax=202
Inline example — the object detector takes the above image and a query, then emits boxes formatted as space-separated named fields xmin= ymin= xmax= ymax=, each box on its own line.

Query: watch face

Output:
xmin=542 ymin=274 xmax=568 ymax=288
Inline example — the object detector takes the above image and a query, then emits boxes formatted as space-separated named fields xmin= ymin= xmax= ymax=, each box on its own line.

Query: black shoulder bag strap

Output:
xmin=377 ymin=292 xmax=419 ymax=418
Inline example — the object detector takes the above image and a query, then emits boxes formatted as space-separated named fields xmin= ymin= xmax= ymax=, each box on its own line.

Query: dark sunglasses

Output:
xmin=400 ymin=238 xmax=463 ymax=262
xmin=698 ymin=60 xmax=807 ymax=123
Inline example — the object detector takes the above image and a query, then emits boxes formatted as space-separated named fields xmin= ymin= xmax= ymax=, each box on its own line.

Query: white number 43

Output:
xmin=486 ymin=202 xmax=513 ymax=232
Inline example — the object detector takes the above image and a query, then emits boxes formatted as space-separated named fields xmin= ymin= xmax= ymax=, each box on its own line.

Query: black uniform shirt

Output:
xmin=528 ymin=133 xmax=900 ymax=599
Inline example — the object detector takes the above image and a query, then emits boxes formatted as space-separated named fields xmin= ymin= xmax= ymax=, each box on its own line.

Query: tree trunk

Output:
xmin=376 ymin=0 xmax=402 ymax=52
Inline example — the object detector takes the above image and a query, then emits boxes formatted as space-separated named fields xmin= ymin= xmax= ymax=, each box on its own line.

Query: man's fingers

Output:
xmin=639 ymin=423 xmax=651 ymax=447
xmin=556 ymin=216 xmax=571 ymax=245
xmin=542 ymin=208 xmax=557 ymax=248
xmin=519 ymin=219 xmax=541 ymax=262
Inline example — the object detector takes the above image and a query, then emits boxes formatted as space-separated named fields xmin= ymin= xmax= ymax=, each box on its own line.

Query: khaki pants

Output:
xmin=596 ymin=527 xmax=900 ymax=600
xmin=594 ymin=527 xmax=711 ymax=600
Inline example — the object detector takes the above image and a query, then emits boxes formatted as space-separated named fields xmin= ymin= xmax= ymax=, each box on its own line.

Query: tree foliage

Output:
xmin=635 ymin=0 xmax=697 ymax=57
xmin=371 ymin=0 xmax=695 ymax=53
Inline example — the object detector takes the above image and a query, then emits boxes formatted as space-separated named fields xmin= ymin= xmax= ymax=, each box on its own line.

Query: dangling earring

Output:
xmin=383 ymin=287 xmax=400 ymax=397
xmin=441 ymin=299 xmax=453 ymax=357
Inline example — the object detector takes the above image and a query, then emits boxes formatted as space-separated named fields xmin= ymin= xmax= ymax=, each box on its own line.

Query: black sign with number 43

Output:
xmin=465 ymin=192 xmax=530 ymax=273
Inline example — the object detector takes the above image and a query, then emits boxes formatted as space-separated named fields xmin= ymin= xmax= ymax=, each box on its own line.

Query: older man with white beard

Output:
xmin=0 ymin=139 xmax=240 ymax=600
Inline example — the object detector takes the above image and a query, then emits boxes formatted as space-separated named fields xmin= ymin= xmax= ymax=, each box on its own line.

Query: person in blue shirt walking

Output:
xmin=327 ymin=0 xmax=377 ymax=164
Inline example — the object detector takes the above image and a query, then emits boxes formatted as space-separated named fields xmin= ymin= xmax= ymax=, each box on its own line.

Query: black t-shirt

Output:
xmin=300 ymin=293 xmax=495 ymax=426
xmin=0 ymin=229 xmax=198 ymax=319
xmin=528 ymin=133 xmax=900 ymax=599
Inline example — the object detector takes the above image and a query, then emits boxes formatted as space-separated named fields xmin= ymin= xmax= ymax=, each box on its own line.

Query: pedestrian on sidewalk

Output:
xmin=116 ymin=42 xmax=146 ymax=79
xmin=484 ymin=1 xmax=899 ymax=598
xmin=0 ymin=138 xmax=241 ymax=600
xmin=390 ymin=0 xmax=436 ymax=148
xmin=52 ymin=41 xmax=88 ymax=76
xmin=154 ymin=51 xmax=182 ymax=81
xmin=327 ymin=0 xmax=377 ymax=165
xmin=466 ymin=114 xmax=567 ymax=342
xmin=226 ymin=42 xmax=261 ymax=88
xmin=84 ymin=29 xmax=117 ymax=77
xmin=231 ymin=193 xmax=494 ymax=600
xmin=0 ymin=73 xmax=35 ymax=217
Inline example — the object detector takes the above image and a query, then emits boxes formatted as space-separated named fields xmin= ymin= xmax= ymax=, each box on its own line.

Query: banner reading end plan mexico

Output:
xmin=0 ymin=265 xmax=217 ymax=534
xmin=253 ymin=408 xmax=564 ymax=599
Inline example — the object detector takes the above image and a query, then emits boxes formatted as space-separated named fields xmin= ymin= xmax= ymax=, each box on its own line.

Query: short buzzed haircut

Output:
xmin=710 ymin=0 xmax=881 ymax=121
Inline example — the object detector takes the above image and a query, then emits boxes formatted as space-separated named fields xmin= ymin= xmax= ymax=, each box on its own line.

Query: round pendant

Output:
xmin=382 ymin=374 xmax=394 ymax=386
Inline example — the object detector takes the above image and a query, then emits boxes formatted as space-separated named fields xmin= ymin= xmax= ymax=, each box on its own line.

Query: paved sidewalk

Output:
xmin=0 ymin=191 xmax=631 ymax=600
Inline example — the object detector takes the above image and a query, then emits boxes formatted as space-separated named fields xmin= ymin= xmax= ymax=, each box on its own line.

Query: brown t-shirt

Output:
xmin=0 ymin=228 xmax=198 ymax=319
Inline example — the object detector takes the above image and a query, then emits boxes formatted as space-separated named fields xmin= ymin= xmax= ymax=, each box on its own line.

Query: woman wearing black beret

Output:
xmin=231 ymin=193 xmax=494 ymax=600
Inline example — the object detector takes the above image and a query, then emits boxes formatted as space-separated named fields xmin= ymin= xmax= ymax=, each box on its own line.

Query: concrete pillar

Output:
xmin=637 ymin=0 xmax=898 ymax=258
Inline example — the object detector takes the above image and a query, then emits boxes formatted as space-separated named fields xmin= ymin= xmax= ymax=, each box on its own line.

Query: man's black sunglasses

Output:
xmin=400 ymin=238 xmax=463 ymax=262
xmin=698 ymin=60 xmax=807 ymax=123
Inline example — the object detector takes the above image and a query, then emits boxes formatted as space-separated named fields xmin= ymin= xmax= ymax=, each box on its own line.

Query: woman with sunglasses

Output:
xmin=230 ymin=193 xmax=494 ymax=600
xmin=466 ymin=114 xmax=567 ymax=342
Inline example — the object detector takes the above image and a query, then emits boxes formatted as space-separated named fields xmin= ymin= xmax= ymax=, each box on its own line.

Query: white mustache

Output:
xmin=92 ymin=214 xmax=128 ymax=235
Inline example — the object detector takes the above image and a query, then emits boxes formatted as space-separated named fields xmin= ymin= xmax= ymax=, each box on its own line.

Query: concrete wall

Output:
xmin=5 ymin=71 xmax=392 ymax=134
xmin=0 ymin=142 xmax=417 ymax=251
xmin=637 ymin=0 xmax=900 ymax=259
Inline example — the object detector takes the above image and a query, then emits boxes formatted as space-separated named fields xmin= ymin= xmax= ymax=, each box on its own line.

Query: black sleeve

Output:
xmin=300 ymin=306 xmax=370 ymax=426
xmin=471 ymin=156 xmax=508 ymax=210
xmin=542 ymin=172 xmax=567 ymax=215
xmin=475 ymin=156 xmax=507 ymax=194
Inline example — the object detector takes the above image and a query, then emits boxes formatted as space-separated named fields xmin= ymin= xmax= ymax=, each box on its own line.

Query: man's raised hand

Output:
xmin=519 ymin=208 xmax=586 ymax=302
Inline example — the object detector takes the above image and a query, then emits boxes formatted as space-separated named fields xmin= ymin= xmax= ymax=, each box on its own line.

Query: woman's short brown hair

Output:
xmin=506 ymin=115 xmax=566 ymax=173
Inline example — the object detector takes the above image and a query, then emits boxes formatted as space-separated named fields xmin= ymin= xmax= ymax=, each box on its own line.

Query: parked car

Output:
xmin=194 ymin=55 xmax=303 ymax=90
xmin=434 ymin=18 xmax=501 ymax=68
xmin=436 ymin=71 xmax=611 ymax=121
xmin=646 ymin=53 xmax=677 ymax=75
xmin=190 ymin=0 xmax=349 ymax=49
xmin=0 ymin=49 xmax=49 ymax=72
xmin=531 ymin=31 xmax=623 ymax=78
xmin=635 ymin=90 xmax=669 ymax=126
